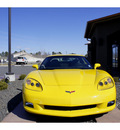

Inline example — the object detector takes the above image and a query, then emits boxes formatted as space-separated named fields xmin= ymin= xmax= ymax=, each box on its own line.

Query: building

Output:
xmin=12 ymin=50 xmax=44 ymax=63
xmin=84 ymin=13 xmax=120 ymax=76
xmin=0 ymin=56 xmax=8 ymax=63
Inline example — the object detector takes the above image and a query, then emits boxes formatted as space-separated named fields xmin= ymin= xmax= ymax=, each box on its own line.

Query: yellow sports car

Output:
xmin=22 ymin=54 xmax=116 ymax=117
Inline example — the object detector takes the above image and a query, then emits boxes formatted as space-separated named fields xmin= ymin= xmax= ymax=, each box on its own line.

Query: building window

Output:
xmin=112 ymin=44 xmax=118 ymax=68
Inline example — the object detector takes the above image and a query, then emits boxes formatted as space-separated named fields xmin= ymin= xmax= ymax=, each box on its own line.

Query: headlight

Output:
xmin=98 ymin=77 xmax=114 ymax=91
xmin=25 ymin=78 xmax=43 ymax=91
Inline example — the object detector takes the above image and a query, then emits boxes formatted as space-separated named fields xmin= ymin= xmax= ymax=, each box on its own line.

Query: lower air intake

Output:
xmin=44 ymin=104 xmax=96 ymax=111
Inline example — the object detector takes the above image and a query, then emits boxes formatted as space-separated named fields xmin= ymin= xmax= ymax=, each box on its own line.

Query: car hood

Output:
xmin=38 ymin=69 xmax=96 ymax=86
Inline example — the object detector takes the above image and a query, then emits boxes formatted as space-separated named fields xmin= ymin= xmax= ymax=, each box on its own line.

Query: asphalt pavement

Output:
xmin=0 ymin=65 xmax=35 ymax=80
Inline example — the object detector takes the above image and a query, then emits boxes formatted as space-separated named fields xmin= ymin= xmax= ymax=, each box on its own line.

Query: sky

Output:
xmin=0 ymin=7 xmax=120 ymax=55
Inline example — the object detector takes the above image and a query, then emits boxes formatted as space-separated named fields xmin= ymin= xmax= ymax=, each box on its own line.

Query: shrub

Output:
xmin=1 ymin=78 xmax=9 ymax=83
xmin=113 ymin=77 xmax=120 ymax=82
xmin=0 ymin=81 xmax=8 ymax=90
xmin=19 ymin=74 xmax=26 ymax=80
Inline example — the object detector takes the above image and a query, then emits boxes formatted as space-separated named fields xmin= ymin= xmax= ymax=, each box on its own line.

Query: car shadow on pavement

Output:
xmin=35 ymin=115 xmax=98 ymax=123
xmin=7 ymin=92 xmax=22 ymax=113
xmin=7 ymin=93 xmax=105 ymax=122
xmin=35 ymin=112 xmax=107 ymax=122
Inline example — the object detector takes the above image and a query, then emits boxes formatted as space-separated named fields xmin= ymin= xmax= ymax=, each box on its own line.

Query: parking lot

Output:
xmin=0 ymin=65 xmax=36 ymax=79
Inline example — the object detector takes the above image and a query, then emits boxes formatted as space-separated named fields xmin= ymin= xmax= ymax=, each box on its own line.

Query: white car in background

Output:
xmin=16 ymin=57 xmax=28 ymax=65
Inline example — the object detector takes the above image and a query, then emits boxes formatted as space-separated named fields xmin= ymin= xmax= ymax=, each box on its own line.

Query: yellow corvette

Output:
xmin=22 ymin=54 xmax=116 ymax=117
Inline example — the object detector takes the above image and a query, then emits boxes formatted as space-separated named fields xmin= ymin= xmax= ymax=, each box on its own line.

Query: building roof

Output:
xmin=84 ymin=13 xmax=120 ymax=38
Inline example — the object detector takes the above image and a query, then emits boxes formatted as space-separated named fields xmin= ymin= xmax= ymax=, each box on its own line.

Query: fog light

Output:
xmin=107 ymin=100 xmax=115 ymax=107
xmin=25 ymin=102 xmax=34 ymax=108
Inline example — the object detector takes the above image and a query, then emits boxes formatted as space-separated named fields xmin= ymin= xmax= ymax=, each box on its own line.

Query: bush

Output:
xmin=113 ymin=77 xmax=120 ymax=82
xmin=19 ymin=74 xmax=26 ymax=80
xmin=1 ymin=78 xmax=9 ymax=83
xmin=0 ymin=81 xmax=8 ymax=90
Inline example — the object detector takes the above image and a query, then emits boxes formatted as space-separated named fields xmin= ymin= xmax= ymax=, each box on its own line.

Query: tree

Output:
xmin=36 ymin=51 xmax=41 ymax=55
xmin=58 ymin=52 xmax=62 ymax=54
xmin=5 ymin=51 xmax=8 ymax=57
xmin=14 ymin=51 xmax=18 ymax=54
xmin=52 ymin=51 xmax=56 ymax=55
xmin=85 ymin=54 xmax=88 ymax=58
xmin=52 ymin=51 xmax=62 ymax=55
xmin=1 ymin=52 xmax=5 ymax=56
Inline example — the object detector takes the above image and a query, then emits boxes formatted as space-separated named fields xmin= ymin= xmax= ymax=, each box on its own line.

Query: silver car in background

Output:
xmin=16 ymin=57 xmax=28 ymax=65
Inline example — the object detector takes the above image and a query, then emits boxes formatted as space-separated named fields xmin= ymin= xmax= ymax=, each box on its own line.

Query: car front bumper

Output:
xmin=22 ymin=86 xmax=116 ymax=117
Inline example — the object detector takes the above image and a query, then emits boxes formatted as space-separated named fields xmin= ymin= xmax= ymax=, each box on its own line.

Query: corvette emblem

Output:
xmin=65 ymin=91 xmax=75 ymax=94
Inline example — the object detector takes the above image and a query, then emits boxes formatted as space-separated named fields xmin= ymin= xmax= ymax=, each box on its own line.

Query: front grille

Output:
xmin=44 ymin=104 xmax=96 ymax=111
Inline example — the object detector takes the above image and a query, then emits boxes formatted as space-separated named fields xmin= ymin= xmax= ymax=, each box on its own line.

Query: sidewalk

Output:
xmin=96 ymin=107 xmax=120 ymax=122
xmin=2 ymin=102 xmax=36 ymax=123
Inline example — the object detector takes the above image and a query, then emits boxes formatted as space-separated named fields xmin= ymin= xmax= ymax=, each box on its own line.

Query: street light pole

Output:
xmin=8 ymin=7 xmax=11 ymax=74
xmin=4 ymin=7 xmax=15 ymax=82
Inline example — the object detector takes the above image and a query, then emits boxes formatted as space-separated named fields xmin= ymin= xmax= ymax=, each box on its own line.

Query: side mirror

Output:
xmin=94 ymin=63 xmax=101 ymax=69
xmin=32 ymin=64 xmax=38 ymax=70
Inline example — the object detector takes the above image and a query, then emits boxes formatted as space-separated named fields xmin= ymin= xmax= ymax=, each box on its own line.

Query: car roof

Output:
xmin=47 ymin=54 xmax=84 ymax=57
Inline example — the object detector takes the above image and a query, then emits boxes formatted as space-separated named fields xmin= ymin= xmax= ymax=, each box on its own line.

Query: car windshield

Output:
xmin=39 ymin=56 xmax=93 ymax=70
xmin=18 ymin=57 xmax=23 ymax=59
